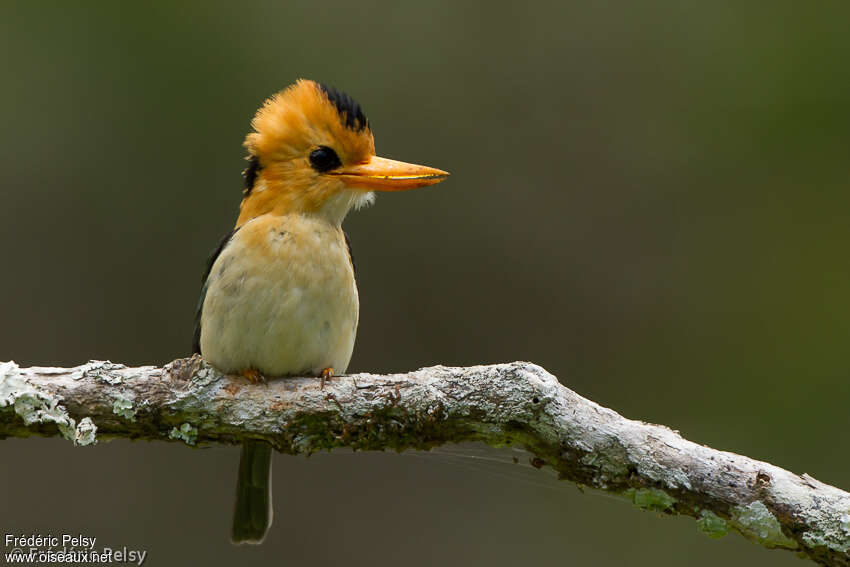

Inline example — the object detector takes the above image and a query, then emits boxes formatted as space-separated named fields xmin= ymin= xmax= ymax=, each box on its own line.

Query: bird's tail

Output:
xmin=231 ymin=440 xmax=273 ymax=545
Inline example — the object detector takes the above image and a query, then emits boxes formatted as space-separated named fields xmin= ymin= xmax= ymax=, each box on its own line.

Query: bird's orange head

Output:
xmin=236 ymin=79 xmax=449 ymax=227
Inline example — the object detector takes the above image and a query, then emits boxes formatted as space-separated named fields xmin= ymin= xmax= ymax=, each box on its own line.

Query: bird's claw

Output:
xmin=240 ymin=368 xmax=267 ymax=385
xmin=320 ymin=367 xmax=334 ymax=390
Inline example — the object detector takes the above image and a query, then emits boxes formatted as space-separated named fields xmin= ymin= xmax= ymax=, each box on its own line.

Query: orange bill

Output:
xmin=331 ymin=155 xmax=449 ymax=191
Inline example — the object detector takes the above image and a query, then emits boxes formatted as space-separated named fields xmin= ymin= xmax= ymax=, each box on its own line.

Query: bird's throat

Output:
xmin=236 ymin=181 xmax=372 ymax=228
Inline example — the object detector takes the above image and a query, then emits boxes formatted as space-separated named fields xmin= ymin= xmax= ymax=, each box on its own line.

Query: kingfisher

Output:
xmin=192 ymin=79 xmax=449 ymax=544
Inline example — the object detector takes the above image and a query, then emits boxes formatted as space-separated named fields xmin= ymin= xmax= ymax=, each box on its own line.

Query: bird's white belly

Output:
xmin=200 ymin=214 xmax=358 ymax=376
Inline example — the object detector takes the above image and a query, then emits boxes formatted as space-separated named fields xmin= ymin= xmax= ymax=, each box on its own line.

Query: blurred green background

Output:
xmin=1 ymin=1 xmax=848 ymax=565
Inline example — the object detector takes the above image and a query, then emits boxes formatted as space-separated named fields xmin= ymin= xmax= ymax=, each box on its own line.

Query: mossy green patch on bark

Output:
xmin=800 ymin=511 xmax=850 ymax=553
xmin=731 ymin=501 xmax=797 ymax=549
xmin=697 ymin=510 xmax=729 ymax=539
xmin=112 ymin=395 xmax=136 ymax=422
xmin=74 ymin=417 xmax=97 ymax=446
xmin=629 ymin=488 xmax=677 ymax=512
xmin=2 ymin=362 xmax=75 ymax=440
xmin=169 ymin=423 xmax=198 ymax=446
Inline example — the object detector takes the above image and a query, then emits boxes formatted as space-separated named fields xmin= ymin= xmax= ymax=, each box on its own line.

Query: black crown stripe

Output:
xmin=317 ymin=83 xmax=368 ymax=132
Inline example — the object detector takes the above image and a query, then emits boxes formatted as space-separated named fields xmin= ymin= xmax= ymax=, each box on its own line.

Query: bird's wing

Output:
xmin=193 ymin=227 xmax=240 ymax=354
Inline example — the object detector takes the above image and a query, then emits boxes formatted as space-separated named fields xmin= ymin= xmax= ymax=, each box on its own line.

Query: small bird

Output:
xmin=192 ymin=79 xmax=448 ymax=544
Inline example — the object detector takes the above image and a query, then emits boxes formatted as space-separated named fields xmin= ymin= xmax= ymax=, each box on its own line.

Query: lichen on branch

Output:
xmin=1 ymin=357 xmax=848 ymax=566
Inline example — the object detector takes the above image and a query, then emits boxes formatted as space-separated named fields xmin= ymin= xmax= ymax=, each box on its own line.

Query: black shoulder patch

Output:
xmin=242 ymin=155 xmax=262 ymax=196
xmin=192 ymin=227 xmax=240 ymax=354
xmin=318 ymin=83 xmax=369 ymax=132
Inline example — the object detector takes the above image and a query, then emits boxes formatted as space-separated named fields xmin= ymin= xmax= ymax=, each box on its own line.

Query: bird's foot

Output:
xmin=240 ymin=368 xmax=266 ymax=384
xmin=320 ymin=367 xmax=334 ymax=390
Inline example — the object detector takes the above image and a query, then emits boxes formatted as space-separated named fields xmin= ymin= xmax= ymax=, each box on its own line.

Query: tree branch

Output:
xmin=1 ymin=358 xmax=848 ymax=564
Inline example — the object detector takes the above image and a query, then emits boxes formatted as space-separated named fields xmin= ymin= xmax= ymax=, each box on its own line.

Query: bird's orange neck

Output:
xmin=235 ymin=172 xmax=369 ymax=228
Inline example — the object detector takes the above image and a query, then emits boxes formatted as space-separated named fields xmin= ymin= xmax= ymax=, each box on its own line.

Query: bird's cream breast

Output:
xmin=200 ymin=214 xmax=358 ymax=377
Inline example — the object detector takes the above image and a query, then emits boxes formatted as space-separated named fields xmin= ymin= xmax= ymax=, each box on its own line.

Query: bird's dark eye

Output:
xmin=308 ymin=146 xmax=342 ymax=173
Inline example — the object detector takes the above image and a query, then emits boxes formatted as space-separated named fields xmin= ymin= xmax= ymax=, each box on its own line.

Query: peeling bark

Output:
xmin=1 ymin=358 xmax=848 ymax=565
